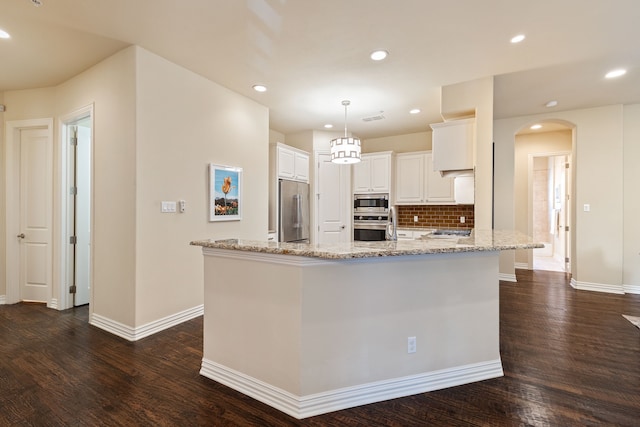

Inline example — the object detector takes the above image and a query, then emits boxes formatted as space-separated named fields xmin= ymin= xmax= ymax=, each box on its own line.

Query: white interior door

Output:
xmin=18 ymin=128 xmax=53 ymax=302
xmin=74 ymin=124 xmax=91 ymax=306
xmin=317 ymin=153 xmax=350 ymax=244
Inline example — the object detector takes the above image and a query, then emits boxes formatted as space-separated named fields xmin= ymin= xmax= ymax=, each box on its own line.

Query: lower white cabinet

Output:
xmin=395 ymin=152 xmax=454 ymax=204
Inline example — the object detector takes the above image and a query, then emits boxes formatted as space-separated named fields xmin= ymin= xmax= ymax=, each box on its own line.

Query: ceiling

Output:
xmin=2 ymin=0 xmax=639 ymax=139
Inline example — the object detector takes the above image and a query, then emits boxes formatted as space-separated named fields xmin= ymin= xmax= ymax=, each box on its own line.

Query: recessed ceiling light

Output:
xmin=605 ymin=69 xmax=626 ymax=79
xmin=324 ymin=124 xmax=333 ymax=129
xmin=510 ymin=34 xmax=525 ymax=44
xmin=409 ymin=109 xmax=421 ymax=114
xmin=252 ymin=84 xmax=267 ymax=92
xmin=370 ymin=50 xmax=388 ymax=61
xmin=530 ymin=124 xmax=542 ymax=130
xmin=545 ymin=100 xmax=558 ymax=108
xmin=0 ymin=29 xmax=10 ymax=39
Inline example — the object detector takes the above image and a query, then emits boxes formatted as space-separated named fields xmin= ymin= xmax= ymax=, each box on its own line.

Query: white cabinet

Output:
xmin=430 ymin=118 xmax=475 ymax=174
xmin=425 ymin=153 xmax=454 ymax=202
xmin=454 ymin=176 xmax=475 ymax=204
xmin=395 ymin=152 xmax=454 ymax=204
xmin=352 ymin=152 xmax=393 ymax=194
xmin=396 ymin=229 xmax=434 ymax=240
xmin=274 ymin=143 xmax=309 ymax=183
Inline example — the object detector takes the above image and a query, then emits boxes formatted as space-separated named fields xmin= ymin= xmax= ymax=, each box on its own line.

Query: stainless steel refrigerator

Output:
xmin=278 ymin=179 xmax=310 ymax=243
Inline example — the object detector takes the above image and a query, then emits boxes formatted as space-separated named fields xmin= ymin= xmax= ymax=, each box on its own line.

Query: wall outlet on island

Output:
xmin=414 ymin=216 xmax=418 ymax=223
xmin=407 ymin=336 xmax=416 ymax=354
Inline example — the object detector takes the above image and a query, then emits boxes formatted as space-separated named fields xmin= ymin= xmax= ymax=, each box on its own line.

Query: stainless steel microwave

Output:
xmin=353 ymin=193 xmax=389 ymax=213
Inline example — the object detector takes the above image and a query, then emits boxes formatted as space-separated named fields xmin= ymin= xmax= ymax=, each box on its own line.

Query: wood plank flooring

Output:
xmin=1 ymin=270 xmax=639 ymax=426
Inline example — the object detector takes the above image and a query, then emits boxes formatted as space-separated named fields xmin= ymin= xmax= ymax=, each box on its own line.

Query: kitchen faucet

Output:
xmin=386 ymin=206 xmax=397 ymax=241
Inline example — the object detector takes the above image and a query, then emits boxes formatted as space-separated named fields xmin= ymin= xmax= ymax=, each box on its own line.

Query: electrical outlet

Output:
xmin=460 ymin=216 xmax=465 ymax=223
xmin=407 ymin=336 xmax=416 ymax=354
xmin=179 ymin=200 xmax=186 ymax=213
xmin=414 ymin=215 xmax=418 ymax=223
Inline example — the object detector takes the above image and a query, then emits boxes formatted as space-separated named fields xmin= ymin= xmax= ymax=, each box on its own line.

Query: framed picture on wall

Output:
xmin=209 ymin=163 xmax=242 ymax=221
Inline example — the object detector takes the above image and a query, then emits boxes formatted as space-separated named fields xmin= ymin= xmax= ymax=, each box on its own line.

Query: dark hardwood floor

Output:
xmin=1 ymin=270 xmax=639 ymax=426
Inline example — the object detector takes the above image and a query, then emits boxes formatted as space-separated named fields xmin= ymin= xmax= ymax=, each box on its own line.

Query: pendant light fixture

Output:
xmin=330 ymin=100 xmax=361 ymax=164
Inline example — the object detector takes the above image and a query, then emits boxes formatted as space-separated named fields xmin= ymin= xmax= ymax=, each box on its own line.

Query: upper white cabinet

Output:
xmin=353 ymin=152 xmax=393 ymax=194
xmin=430 ymin=118 xmax=475 ymax=174
xmin=395 ymin=153 xmax=425 ymax=203
xmin=274 ymin=143 xmax=309 ymax=183
xmin=395 ymin=151 xmax=454 ymax=204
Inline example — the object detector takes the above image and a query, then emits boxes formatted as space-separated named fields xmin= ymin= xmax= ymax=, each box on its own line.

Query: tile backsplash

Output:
xmin=397 ymin=205 xmax=474 ymax=229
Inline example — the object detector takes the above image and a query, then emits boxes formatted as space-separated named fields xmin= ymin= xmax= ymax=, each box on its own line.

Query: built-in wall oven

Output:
xmin=353 ymin=193 xmax=389 ymax=241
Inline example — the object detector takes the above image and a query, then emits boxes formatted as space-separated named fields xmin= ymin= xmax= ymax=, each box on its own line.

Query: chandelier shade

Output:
xmin=330 ymin=136 xmax=361 ymax=164
xmin=330 ymin=100 xmax=361 ymax=164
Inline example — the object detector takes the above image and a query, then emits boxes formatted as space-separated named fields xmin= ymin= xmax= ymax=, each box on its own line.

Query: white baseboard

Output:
xmin=499 ymin=273 xmax=517 ymax=282
xmin=91 ymin=304 xmax=203 ymax=341
xmin=570 ymin=278 xmax=624 ymax=295
xmin=47 ymin=298 xmax=58 ymax=310
xmin=623 ymin=283 xmax=640 ymax=295
xmin=514 ymin=262 xmax=529 ymax=270
xmin=0 ymin=295 xmax=5 ymax=305
xmin=200 ymin=358 xmax=504 ymax=419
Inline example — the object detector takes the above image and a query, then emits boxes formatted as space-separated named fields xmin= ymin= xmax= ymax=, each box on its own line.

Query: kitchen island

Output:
xmin=190 ymin=230 xmax=541 ymax=419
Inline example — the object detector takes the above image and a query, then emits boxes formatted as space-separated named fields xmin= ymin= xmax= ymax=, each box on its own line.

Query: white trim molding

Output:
xmin=47 ymin=298 xmax=58 ymax=310
xmin=0 ymin=295 xmax=6 ymax=305
xmin=90 ymin=304 xmax=203 ymax=341
xmin=514 ymin=262 xmax=529 ymax=270
xmin=499 ymin=273 xmax=517 ymax=282
xmin=570 ymin=278 xmax=625 ymax=294
xmin=623 ymin=284 xmax=640 ymax=295
xmin=200 ymin=358 xmax=503 ymax=419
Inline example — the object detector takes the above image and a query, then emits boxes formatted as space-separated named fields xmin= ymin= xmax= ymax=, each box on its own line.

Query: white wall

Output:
xmin=134 ymin=47 xmax=268 ymax=325
xmin=495 ymin=105 xmax=638 ymax=292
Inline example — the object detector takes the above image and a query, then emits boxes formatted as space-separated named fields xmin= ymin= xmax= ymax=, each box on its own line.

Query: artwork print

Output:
xmin=209 ymin=164 xmax=242 ymax=221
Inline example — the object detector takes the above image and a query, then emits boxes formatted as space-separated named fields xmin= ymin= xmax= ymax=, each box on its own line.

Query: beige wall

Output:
xmin=623 ymin=104 xmax=640 ymax=287
xmin=134 ymin=47 xmax=268 ymax=325
xmin=362 ymin=131 xmax=431 ymax=153
xmin=3 ymin=49 xmax=138 ymax=323
xmin=441 ymin=77 xmax=494 ymax=229
xmin=494 ymin=105 xmax=638 ymax=290
xmin=0 ymin=92 xmax=4 ymax=299
xmin=2 ymin=46 xmax=269 ymax=329
xmin=513 ymin=130 xmax=572 ymax=265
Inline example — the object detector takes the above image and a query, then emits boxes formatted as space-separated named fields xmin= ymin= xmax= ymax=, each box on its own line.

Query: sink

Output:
xmin=429 ymin=229 xmax=472 ymax=238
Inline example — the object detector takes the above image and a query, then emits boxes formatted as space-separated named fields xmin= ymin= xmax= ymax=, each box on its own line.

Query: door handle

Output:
xmin=17 ymin=233 xmax=25 ymax=239
xmin=341 ymin=225 xmax=346 ymax=229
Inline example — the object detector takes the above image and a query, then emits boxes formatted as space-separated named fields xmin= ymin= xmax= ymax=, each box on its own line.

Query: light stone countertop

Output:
xmin=190 ymin=229 xmax=543 ymax=260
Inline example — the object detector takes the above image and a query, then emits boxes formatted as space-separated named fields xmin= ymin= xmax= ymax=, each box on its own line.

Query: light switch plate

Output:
xmin=161 ymin=201 xmax=177 ymax=213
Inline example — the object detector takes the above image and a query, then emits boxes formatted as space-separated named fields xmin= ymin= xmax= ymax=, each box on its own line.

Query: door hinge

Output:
xmin=565 ymin=257 xmax=570 ymax=263
xmin=70 ymin=236 xmax=77 ymax=244
xmin=70 ymin=186 xmax=77 ymax=195
xmin=70 ymin=137 xmax=78 ymax=146
xmin=69 ymin=285 xmax=77 ymax=294
xmin=565 ymin=162 xmax=570 ymax=169
xmin=565 ymin=226 xmax=569 ymax=232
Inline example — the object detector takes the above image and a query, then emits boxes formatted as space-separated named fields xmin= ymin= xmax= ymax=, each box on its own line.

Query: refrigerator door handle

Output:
xmin=293 ymin=194 xmax=302 ymax=228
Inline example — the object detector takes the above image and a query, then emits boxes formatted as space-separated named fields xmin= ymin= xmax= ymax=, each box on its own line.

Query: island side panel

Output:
xmin=201 ymin=250 xmax=303 ymax=395
xmin=299 ymin=251 xmax=501 ymax=396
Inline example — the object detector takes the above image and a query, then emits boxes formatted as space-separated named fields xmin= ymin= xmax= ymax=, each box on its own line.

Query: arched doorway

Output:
xmin=514 ymin=120 xmax=574 ymax=273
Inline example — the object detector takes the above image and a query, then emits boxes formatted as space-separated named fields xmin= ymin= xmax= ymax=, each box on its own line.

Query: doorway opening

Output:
xmin=60 ymin=106 xmax=93 ymax=309
xmin=531 ymin=153 xmax=571 ymax=272
xmin=514 ymin=121 xmax=574 ymax=274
